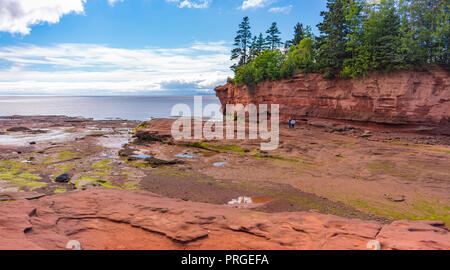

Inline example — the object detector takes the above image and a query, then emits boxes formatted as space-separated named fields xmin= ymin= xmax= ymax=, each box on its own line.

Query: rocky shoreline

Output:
xmin=0 ymin=115 xmax=449 ymax=250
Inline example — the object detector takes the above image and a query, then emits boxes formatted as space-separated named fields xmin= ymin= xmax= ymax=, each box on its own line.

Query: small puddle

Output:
xmin=175 ymin=153 xmax=196 ymax=158
xmin=130 ymin=155 xmax=151 ymax=159
xmin=102 ymin=152 xmax=116 ymax=159
xmin=213 ymin=162 xmax=227 ymax=167
xmin=228 ymin=196 xmax=253 ymax=205
xmin=227 ymin=196 xmax=277 ymax=206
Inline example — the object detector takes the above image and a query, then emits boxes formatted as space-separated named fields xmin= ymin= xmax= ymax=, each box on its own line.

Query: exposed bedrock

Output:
xmin=0 ymin=189 xmax=449 ymax=250
xmin=215 ymin=69 xmax=450 ymax=128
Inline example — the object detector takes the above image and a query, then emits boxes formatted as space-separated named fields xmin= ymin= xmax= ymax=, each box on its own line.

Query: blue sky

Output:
xmin=0 ymin=0 xmax=327 ymax=95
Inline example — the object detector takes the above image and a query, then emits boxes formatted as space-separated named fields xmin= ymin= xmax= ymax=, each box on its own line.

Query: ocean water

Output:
xmin=0 ymin=96 xmax=221 ymax=121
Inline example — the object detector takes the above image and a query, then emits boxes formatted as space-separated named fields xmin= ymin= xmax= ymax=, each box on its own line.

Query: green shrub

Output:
xmin=234 ymin=39 xmax=315 ymax=85
xmin=235 ymin=64 xmax=257 ymax=85
xmin=234 ymin=49 xmax=285 ymax=85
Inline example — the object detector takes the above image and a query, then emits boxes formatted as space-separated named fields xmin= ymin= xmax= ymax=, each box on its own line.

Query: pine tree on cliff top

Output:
xmin=249 ymin=36 xmax=258 ymax=61
xmin=340 ymin=0 xmax=368 ymax=78
xmin=231 ymin=16 xmax=252 ymax=72
xmin=364 ymin=0 xmax=403 ymax=71
xmin=266 ymin=22 xmax=282 ymax=51
xmin=398 ymin=0 xmax=449 ymax=68
xmin=250 ymin=33 xmax=267 ymax=60
xmin=431 ymin=0 xmax=449 ymax=67
xmin=285 ymin=23 xmax=305 ymax=49
xmin=415 ymin=0 xmax=449 ymax=66
xmin=411 ymin=0 xmax=447 ymax=65
xmin=317 ymin=0 xmax=351 ymax=77
xmin=290 ymin=23 xmax=305 ymax=46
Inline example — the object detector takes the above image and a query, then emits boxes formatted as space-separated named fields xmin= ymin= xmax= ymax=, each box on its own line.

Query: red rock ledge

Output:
xmin=0 ymin=188 xmax=448 ymax=250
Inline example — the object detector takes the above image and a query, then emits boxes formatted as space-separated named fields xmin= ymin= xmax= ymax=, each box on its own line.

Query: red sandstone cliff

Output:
xmin=215 ymin=69 xmax=450 ymax=125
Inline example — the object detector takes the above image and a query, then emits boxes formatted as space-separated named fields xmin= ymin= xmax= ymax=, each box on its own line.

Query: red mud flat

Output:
xmin=0 ymin=188 xmax=448 ymax=250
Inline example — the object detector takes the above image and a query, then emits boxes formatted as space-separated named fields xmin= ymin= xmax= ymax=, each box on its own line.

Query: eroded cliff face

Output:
xmin=215 ymin=69 xmax=450 ymax=125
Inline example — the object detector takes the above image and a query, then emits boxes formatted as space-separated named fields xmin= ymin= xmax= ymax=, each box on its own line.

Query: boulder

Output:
xmin=55 ymin=173 xmax=71 ymax=183
xmin=6 ymin=127 xmax=30 ymax=132
xmin=144 ymin=157 xmax=184 ymax=167
xmin=134 ymin=129 xmax=172 ymax=143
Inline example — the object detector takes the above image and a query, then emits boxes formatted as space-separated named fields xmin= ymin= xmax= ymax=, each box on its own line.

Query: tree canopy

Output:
xmin=230 ymin=0 xmax=449 ymax=85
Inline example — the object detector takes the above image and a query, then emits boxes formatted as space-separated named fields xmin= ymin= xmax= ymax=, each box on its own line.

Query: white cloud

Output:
xmin=0 ymin=42 xmax=232 ymax=94
xmin=0 ymin=0 xmax=127 ymax=35
xmin=0 ymin=0 xmax=86 ymax=35
xmin=166 ymin=0 xmax=211 ymax=9
xmin=240 ymin=0 xmax=274 ymax=10
xmin=268 ymin=5 xmax=292 ymax=14
xmin=108 ymin=0 xmax=123 ymax=6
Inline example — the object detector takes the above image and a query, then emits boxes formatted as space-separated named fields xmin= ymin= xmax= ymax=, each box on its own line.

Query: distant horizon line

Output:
xmin=0 ymin=94 xmax=219 ymax=97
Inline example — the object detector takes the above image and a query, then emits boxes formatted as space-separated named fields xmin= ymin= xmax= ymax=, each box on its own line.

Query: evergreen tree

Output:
xmin=340 ymin=0 xmax=368 ymax=78
xmin=231 ymin=1 xmax=449 ymax=85
xmin=422 ymin=0 xmax=449 ymax=66
xmin=317 ymin=0 xmax=352 ymax=77
xmin=292 ymin=23 xmax=305 ymax=45
xmin=250 ymin=33 xmax=267 ymax=60
xmin=249 ymin=36 xmax=258 ymax=61
xmin=231 ymin=16 xmax=252 ymax=72
xmin=288 ymin=23 xmax=305 ymax=47
xmin=398 ymin=0 xmax=449 ymax=67
xmin=398 ymin=0 xmax=421 ymax=66
xmin=364 ymin=0 xmax=403 ymax=71
xmin=265 ymin=22 xmax=282 ymax=51
xmin=303 ymin=25 xmax=315 ymax=40
xmin=433 ymin=0 xmax=449 ymax=66
xmin=285 ymin=23 xmax=316 ymax=49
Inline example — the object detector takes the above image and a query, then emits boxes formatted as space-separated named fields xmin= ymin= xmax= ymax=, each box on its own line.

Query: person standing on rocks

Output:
xmin=290 ymin=118 xmax=296 ymax=129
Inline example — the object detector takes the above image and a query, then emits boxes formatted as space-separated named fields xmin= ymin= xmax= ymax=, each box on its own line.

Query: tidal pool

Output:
xmin=130 ymin=155 xmax=151 ymax=159
xmin=213 ymin=162 xmax=227 ymax=167
xmin=175 ymin=153 xmax=196 ymax=158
